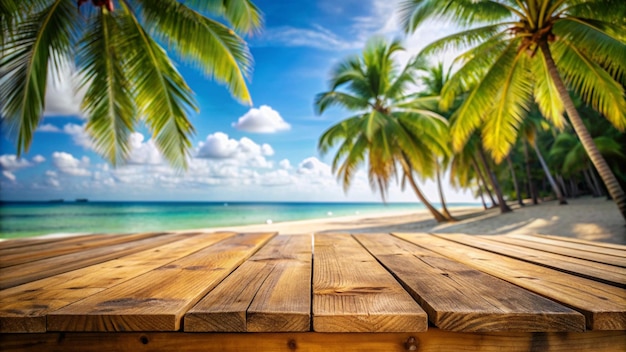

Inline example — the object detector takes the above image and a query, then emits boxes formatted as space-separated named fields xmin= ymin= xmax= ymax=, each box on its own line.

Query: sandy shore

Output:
xmin=190 ymin=196 xmax=625 ymax=244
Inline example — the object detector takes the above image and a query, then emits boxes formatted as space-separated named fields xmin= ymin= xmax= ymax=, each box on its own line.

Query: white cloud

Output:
xmin=196 ymin=132 xmax=239 ymax=159
xmin=259 ymin=25 xmax=361 ymax=51
xmin=232 ymin=105 xmax=291 ymax=134
xmin=37 ymin=123 xmax=62 ymax=132
xmin=297 ymin=157 xmax=332 ymax=176
xmin=2 ymin=171 xmax=16 ymax=181
xmin=0 ymin=155 xmax=32 ymax=170
xmin=279 ymin=159 xmax=292 ymax=170
xmin=44 ymin=58 xmax=85 ymax=118
xmin=32 ymin=155 xmax=46 ymax=163
xmin=63 ymin=123 xmax=93 ymax=150
xmin=52 ymin=152 xmax=91 ymax=177
xmin=127 ymin=133 xmax=163 ymax=165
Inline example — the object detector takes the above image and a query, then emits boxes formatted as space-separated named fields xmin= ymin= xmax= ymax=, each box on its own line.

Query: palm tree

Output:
xmin=1 ymin=0 xmax=261 ymax=169
xmin=315 ymin=38 xmax=452 ymax=222
xmin=400 ymin=0 xmax=626 ymax=221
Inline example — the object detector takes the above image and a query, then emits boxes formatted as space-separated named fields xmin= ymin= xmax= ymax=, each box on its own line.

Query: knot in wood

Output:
xmin=287 ymin=339 xmax=297 ymax=350
xmin=404 ymin=336 xmax=419 ymax=351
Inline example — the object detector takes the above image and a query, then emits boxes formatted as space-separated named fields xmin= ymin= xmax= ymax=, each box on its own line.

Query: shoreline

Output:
xmin=4 ymin=197 xmax=624 ymax=244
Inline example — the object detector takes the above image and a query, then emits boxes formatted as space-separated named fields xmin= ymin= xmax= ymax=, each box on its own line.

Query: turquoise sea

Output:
xmin=0 ymin=201 xmax=477 ymax=239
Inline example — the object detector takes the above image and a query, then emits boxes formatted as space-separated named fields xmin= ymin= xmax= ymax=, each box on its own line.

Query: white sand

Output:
xmin=186 ymin=196 xmax=624 ymax=244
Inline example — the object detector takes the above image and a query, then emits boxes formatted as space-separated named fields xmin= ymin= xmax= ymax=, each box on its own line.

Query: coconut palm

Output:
xmin=1 ymin=0 xmax=261 ymax=169
xmin=315 ymin=38 xmax=452 ymax=222
xmin=400 ymin=0 xmax=626 ymax=220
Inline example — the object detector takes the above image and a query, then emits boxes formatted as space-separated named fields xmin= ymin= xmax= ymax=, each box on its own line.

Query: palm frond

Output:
xmin=139 ymin=0 xmax=253 ymax=104
xmin=79 ymin=8 xmax=135 ymax=166
xmin=399 ymin=0 xmax=513 ymax=33
xmin=554 ymin=17 xmax=626 ymax=86
xmin=532 ymin=50 xmax=566 ymax=129
xmin=552 ymin=40 xmax=626 ymax=131
xmin=0 ymin=0 xmax=78 ymax=156
xmin=187 ymin=0 xmax=263 ymax=34
xmin=314 ymin=91 xmax=368 ymax=115
xmin=420 ymin=23 xmax=512 ymax=58
xmin=118 ymin=2 xmax=196 ymax=170
xmin=449 ymin=40 xmax=522 ymax=153
xmin=481 ymin=50 xmax=532 ymax=163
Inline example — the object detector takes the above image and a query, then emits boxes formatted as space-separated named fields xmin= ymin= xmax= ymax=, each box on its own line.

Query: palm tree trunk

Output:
xmin=400 ymin=157 xmax=448 ymax=222
xmin=478 ymin=185 xmax=488 ymax=209
xmin=588 ymin=165 xmax=605 ymax=197
xmin=522 ymin=139 xmax=539 ymax=205
xmin=582 ymin=169 xmax=597 ymax=196
xmin=471 ymin=156 xmax=497 ymax=207
xmin=478 ymin=147 xmax=511 ymax=213
xmin=435 ymin=160 xmax=456 ymax=221
xmin=507 ymin=155 xmax=524 ymax=206
xmin=540 ymin=41 xmax=626 ymax=221
xmin=532 ymin=142 xmax=567 ymax=204
xmin=557 ymin=174 xmax=569 ymax=198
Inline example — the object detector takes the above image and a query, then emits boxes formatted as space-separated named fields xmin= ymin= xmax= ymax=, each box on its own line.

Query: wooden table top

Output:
xmin=1 ymin=232 xmax=625 ymax=351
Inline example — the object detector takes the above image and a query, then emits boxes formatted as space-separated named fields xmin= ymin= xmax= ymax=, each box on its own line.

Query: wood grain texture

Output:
xmin=46 ymin=233 xmax=275 ymax=332
xmin=503 ymin=234 xmax=626 ymax=258
xmin=0 ymin=232 xmax=169 ymax=268
xmin=0 ymin=232 xmax=235 ymax=333
xmin=493 ymin=234 xmax=626 ymax=265
xmin=354 ymin=234 xmax=585 ymax=332
xmin=0 ymin=234 xmax=97 ymax=250
xmin=528 ymin=233 xmax=626 ymax=251
xmin=313 ymin=233 xmax=427 ymax=332
xmin=394 ymin=233 xmax=626 ymax=330
xmin=185 ymin=235 xmax=312 ymax=332
xmin=1 ymin=330 xmax=625 ymax=352
xmin=446 ymin=234 xmax=626 ymax=287
xmin=0 ymin=232 xmax=183 ymax=289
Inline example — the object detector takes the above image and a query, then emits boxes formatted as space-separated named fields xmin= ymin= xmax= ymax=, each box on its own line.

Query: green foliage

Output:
xmin=1 ymin=0 xmax=261 ymax=169
xmin=316 ymin=38 xmax=449 ymax=200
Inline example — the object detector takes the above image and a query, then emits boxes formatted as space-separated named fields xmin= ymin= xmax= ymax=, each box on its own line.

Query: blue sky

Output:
xmin=0 ymin=0 xmax=476 ymax=203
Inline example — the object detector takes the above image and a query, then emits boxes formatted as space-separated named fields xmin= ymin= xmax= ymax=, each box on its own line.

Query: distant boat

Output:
xmin=48 ymin=199 xmax=64 ymax=203
xmin=75 ymin=198 xmax=88 ymax=203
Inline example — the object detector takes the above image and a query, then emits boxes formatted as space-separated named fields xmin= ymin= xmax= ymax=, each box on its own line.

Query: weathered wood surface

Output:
xmin=1 ymin=330 xmax=624 ymax=352
xmin=184 ymin=235 xmax=312 ymax=332
xmin=447 ymin=233 xmax=626 ymax=287
xmin=0 ymin=232 xmax=235 ymax=333
xmin=0 ymin=231 xmax=625 ymax=352
xmin=313 ymin=233 xmax=428 ymax=332
xmin=0 ymin=232 xmax=182 ymax=289
xmin=354 ymin=234 xmax=585 ymax=332
xmin=0 ymin=232 xmax=170 ymax=268
xmin=394 ymin=233 xmax=626 ymax=330
xmin=484 ymin=234 xmax=626 ymax=267
xmin=46 ymin=233 xmax=275 ymax=331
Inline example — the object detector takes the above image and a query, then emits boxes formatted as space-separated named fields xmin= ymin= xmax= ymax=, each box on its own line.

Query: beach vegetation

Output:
xmin=315 ymin=38 xmax=454 ymax=222
xmin=399 ymin=0 xmax=626 ymax=221
xmin=1 ymin=0 xmax=261 ymax=169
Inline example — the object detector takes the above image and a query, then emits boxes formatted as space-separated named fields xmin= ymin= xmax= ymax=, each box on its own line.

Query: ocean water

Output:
xmin=0 ymin=201 xmax=476 ymax=239
xmin=0 ymin=201 xmax=421 ymax=239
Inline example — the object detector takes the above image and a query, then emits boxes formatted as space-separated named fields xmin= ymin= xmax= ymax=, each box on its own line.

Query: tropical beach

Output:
xmin=2 ymin=0 xmax=626 ymax=351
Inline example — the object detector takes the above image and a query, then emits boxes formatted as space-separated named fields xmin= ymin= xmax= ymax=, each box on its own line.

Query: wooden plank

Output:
xmin=499 ymin=234 xmax=626 ymax=263
xmin=354 ymin=234 xmax=585 ymax=332
xmin=394 ymin=233 xmax=626 ymax=330
xmin=313 ymin=233 xmax=427 ymax=332
xmin=507 ymin=234 xmax=626 ymax=258
xmin=1 ymin=330 xmax=625 ymax=352
xmin=0 ymin=234 xmax=97 ymax=250
xmin=0 ymin=232 xmax=235 ymax=333
xmin=528 ymin=233 xmax=626 ymax=251
xmin=185 ymin=235 xmax=312 ymax=332
xmin=46 ymin=233 xmax=275 ymax=332
xmin=446 ymin=234 xmax=626 ymax=287
xmin=0 ymin=232 xmax=182 ymax=290
xmin=0 ymin=232 xmax=171 ymax=268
